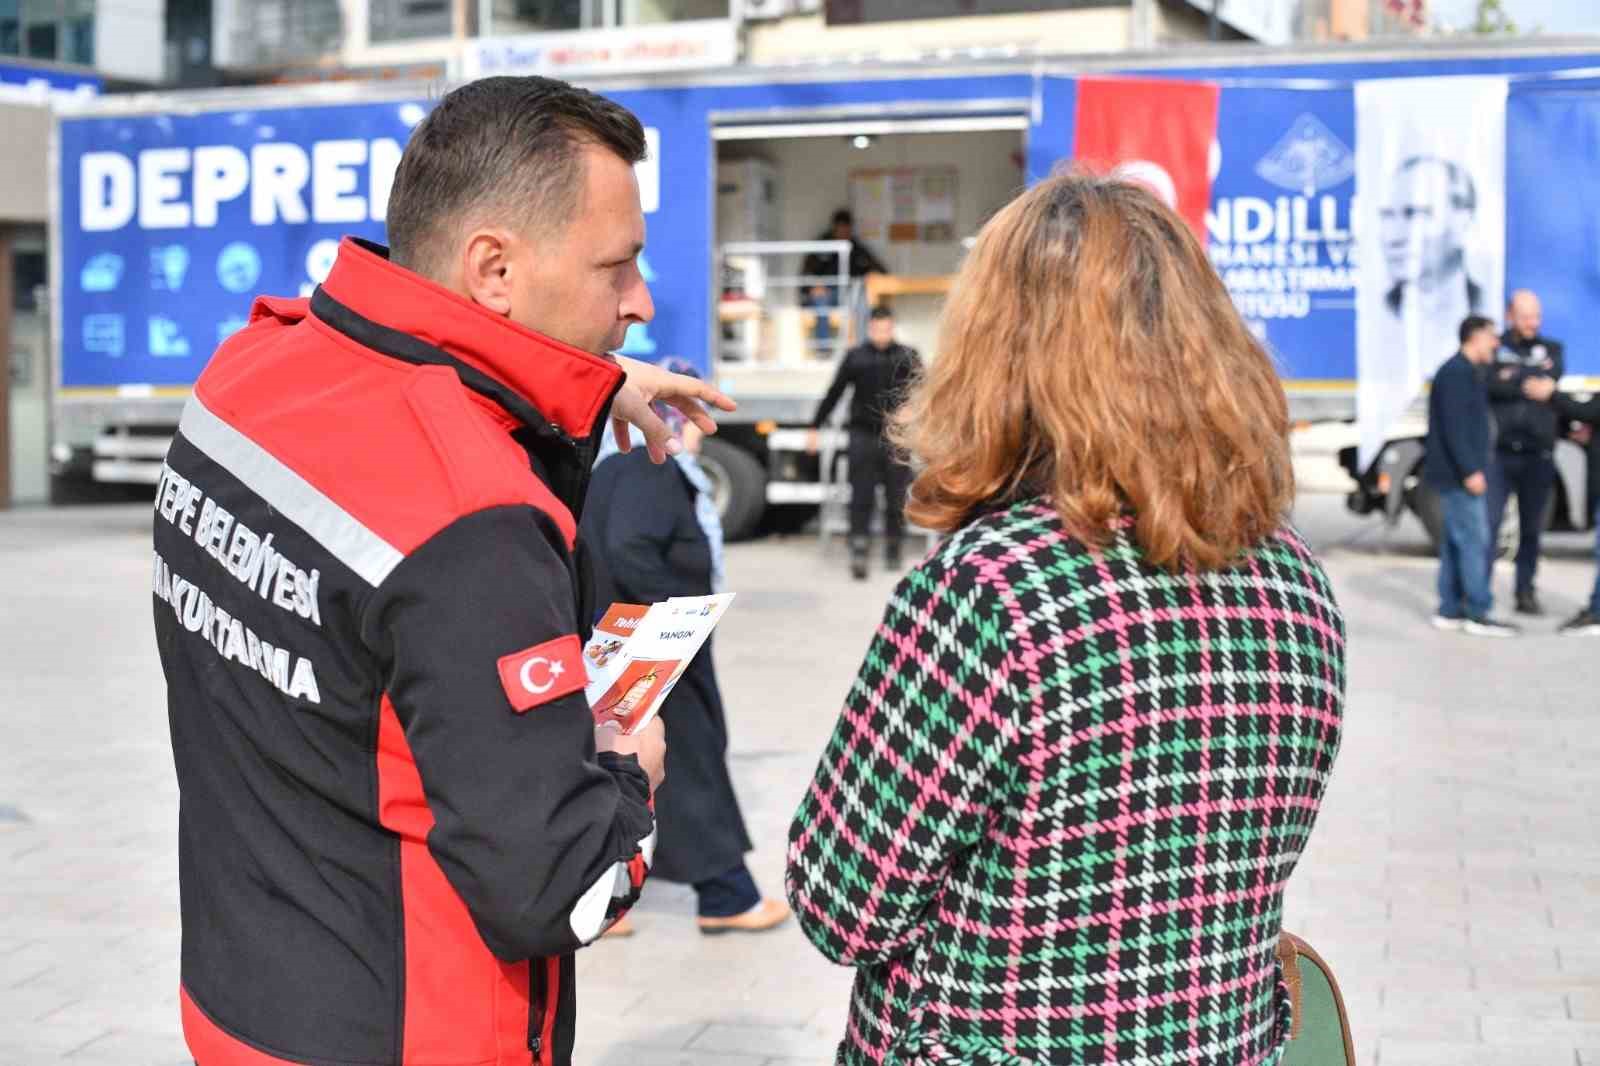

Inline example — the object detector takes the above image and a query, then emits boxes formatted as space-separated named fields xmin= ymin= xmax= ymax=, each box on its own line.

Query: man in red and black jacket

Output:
xmin=152 ymin=77 xmax=731 ymax=1066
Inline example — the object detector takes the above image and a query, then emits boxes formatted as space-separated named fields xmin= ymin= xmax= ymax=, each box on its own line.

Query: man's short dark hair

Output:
xmin=832 ymin=209 xmax=853 ymax=227
xmin=386 ymin=76 xmax=647 ymax=274
xmin=869 ymin=306 xmax=894 ymax=321
xmin=1459 ymin=314 xmax=1496 ymax=345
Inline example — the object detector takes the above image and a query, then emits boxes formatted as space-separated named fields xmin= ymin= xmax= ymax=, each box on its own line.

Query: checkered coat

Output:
xmin=786 ymin=500 xmax=1346 ymax=1065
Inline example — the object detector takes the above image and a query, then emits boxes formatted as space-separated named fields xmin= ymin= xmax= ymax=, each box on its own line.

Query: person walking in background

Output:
xmin=807 ymin=306 xmax=921 ymax=580
xmin=582 ymin=357 xmax=791 ymax=937
xmin=800 ymin=209 xmax=888 ymax=350
xmin=786 ymin=173 xmax=1346 ymax=1065
xmin=1552 ymin=387 xmax=1600 ymax=635
xmin=1487 ymin=289 xmax=1564 ymax=615
xmin=1427 ymin=316 xmax=1518 ymax=636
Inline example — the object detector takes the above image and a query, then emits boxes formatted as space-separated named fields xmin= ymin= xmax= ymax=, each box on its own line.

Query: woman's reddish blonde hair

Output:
xmin=893 ymin=171 xmax=1293 ymax=572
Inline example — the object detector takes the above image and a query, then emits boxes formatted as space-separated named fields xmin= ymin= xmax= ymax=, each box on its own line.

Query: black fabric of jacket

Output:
xmin=153 ymin=239 xmax=654 ymax=1066
xmin=812 ymin=341 xmax=922 ymax=432
xmin=1490 ymin=330 xmax=1565 ymax=454
xmin=800 ymin=235 xmax=888 ymax=283
xmin=1424 ymin=352 xmax=1491 ymax=490
xmin=1556 ymin=390 xmax=1600 ymax=515
xmin=580 ymin=451 xmax=754 ymax=885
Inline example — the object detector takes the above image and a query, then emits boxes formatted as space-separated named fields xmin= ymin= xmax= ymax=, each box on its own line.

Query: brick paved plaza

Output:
xmin=1 ymin=495 xmax=1597 ymax=1065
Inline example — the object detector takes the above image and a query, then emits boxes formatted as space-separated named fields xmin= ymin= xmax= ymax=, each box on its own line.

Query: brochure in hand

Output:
xmin=582 ymin=594 xmax=734 ymax=735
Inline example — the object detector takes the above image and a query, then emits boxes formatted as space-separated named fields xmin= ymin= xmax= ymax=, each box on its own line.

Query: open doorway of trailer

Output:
xmin=706 ymin=108 xmax=1028 ymax=539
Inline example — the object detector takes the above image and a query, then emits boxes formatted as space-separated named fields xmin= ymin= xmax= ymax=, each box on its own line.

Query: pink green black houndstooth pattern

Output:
xmin=787 ymin=499 xmax=1346 ymax=1065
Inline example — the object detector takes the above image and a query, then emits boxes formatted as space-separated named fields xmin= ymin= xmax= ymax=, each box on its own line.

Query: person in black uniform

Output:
xmin=1486 ymin=289 xmax=1563 ymax=615
xmin=800 ymin=209 xmax=889 ymax=349
xmin=808 ymin=306 xmax=922 ymax=580
xmin=582 ymin=362 xmax=791 ymax=937
xmin=1553 ymin=387 xmax=1600 ymax=635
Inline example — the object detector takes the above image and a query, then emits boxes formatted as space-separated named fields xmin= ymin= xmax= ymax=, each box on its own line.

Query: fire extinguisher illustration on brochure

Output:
xmin=604 ymin=667 xmax=658 ymax=723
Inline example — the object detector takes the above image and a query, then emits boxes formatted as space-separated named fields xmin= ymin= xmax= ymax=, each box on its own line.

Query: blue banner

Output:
xmin=1207 ymin=86 xmax=1357 ymax=383
xmin=59 ymin=99 xmax=424 ymax=388
xmin=0 ymin=60 xmax=99 ymax=99
xmin=1506 ymin=81 xmax=1600 ymax=377
xmin=58 ymin=74 xmax=1030 ymax=390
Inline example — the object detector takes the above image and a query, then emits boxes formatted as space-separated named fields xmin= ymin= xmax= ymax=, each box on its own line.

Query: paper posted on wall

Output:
xmin=582 ymin=594 xmax=734 ymax=735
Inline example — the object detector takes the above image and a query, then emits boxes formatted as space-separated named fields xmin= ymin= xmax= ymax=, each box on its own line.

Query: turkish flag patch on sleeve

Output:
xmin=497 ymin=635 xmax=586 ymax=713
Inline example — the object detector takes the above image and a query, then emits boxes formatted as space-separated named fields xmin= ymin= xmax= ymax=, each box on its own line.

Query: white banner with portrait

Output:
xmin=1356 ymin=76 xmax=1507 ymax=468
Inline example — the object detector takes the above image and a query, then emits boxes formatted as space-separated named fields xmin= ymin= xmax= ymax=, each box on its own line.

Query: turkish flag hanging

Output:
xmin=1073 ymin=76 xmax=1221 ymax=238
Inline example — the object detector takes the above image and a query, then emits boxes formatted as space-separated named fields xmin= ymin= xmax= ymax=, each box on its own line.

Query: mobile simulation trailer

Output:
xmin=51 ymin=38 xmax=1600 ymax=538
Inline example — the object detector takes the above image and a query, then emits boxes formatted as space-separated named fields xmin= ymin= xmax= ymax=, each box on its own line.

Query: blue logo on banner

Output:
xmin=217 ymin=242 xmax=263 ymax=294
xmin=1254 ymin=113 xmax=1356 ymax=198
xmin=217 ymin=316 xmax=248 ymax=342
xmin=149 ymin=316 xmax=190 ymax=358
xmin=83 ymin=314 xmax=126 ymax=358
xmin=79 ymin=252 xmax=123 ymax=293
xmin=150 ymin=245 xmax=190 ymax=291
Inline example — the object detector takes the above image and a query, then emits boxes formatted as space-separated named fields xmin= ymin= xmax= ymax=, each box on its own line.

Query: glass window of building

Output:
xmin=485 ymin=0 xmax=583 ymax=35
xmin=23 ymin=16 xmax=55 ymax=57
xmin=65 ymin=12 xmax=91 ymax=63
xmin=0 ymin=0 xmax=94 ymax=63
xmin=370 ymin=0 xmax=454 ymax=41
xmin=0 ymin=1 xmax=18 ymax=56
xmin=620 ymin=0 xmax=728 ymax=24
xmin=238 ymin=0 xmax=341 ymax=65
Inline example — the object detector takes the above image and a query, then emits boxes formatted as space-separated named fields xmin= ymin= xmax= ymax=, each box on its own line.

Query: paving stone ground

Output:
xmin=1 ymin=495 xmax=1597 ymax=1066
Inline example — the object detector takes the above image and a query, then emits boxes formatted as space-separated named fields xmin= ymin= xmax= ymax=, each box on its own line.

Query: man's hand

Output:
xmin=1464 ymin=471 xmax=1488 ymax=496
xmin=609 ymin=356 xmax=736 ymax=464
xmin=1523 ymin=376 xmax=1557 ymax=403
xmin=804 ymin=428 xmax=820 ymax=455
xmin=596 ymin=717 xmax=666 ymax=794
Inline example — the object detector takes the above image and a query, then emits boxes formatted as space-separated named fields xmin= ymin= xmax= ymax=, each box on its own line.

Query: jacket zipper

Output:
xmin=528 ymin=958 xmax=547 ymax=1060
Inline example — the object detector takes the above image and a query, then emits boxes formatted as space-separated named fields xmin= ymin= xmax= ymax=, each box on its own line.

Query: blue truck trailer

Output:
xmin=50 ymin=38 xmax=1600 ymax=538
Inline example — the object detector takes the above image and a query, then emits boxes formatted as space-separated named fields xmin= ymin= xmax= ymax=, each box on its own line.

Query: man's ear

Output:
xmin=461 ymin=228 xmax=517 ymax=316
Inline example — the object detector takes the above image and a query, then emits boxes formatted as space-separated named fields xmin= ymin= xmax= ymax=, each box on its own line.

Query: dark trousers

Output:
xmin=1590 ymin=501 xmax=1600 ymax=616
xmin=847 ymin=429 xmax=910 ymax=541
xmin=1438 ymin=486 xmax=1493 ymax=620
xmin=1485 ymin=449 xmax=1556 ymax=594
xmin=693 ymin=863 xmax=761 ymax=918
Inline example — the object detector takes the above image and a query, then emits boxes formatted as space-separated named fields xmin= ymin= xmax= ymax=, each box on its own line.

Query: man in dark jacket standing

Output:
xmin=1426 ymin=315 xmax=1518 ymax=636
xmin=800 ymin=209 xmax=889 ymax=350
xmin=808 ymin=306 xmax=921 ymax=579
xmin=1553 ymin=388 xmax=1600 ymax=635
xmin=1486 ymin=289 xmax=1564 ymax=614
xmin=153 ymin=77 xmax=733 ymax=1066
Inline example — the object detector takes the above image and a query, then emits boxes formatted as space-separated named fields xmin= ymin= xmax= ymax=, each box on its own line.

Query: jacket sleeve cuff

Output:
xmin=597 ymin=751 xmax=651 ymax=802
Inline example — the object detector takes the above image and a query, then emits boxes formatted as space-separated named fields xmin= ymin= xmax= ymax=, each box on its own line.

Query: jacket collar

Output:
xmin=315 ymin=238 xmax=624 ymax=441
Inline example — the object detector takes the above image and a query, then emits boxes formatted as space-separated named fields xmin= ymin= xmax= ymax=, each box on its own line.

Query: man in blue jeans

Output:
xmin=1554 ymin=388 xmax=1600 ymax=635
xmin=1425 ymin=315 xmax=1519 ymax=636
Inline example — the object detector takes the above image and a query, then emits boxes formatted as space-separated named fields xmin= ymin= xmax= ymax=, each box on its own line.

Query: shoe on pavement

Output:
xmin=600 ymin=914 xmax=635 ymax=939
xmin=1463 ymin=616 xmax=1520 ymax=638
xmin=697 ymin=898 xmax=792 ymax=936
xmin=1559 ymin=609 xmax=1600 ymax=636
xmin=1515 ymin=590 xmax=1543 ymax=616
xmin=1430 ymin=614 xmax=1466 ymax=632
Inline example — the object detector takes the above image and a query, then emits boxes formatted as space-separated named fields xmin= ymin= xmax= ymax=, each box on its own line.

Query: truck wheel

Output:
xmin=1406 ymin=483 xmax=1444 ymax=549
xmin=698 ymin=437 xmax=767 ymax=543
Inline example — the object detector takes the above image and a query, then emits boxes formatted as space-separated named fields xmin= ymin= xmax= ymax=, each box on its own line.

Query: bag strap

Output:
xmin=1275 ymin=932 xmax=1305 ymax=1040
xmin=1278 ymin=931 xmax=1359 ymax=1066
